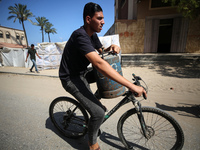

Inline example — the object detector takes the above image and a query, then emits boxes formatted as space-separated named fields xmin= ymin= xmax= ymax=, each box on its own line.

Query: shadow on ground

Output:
xmin=148 ymin=60 xmax=200 ymax=78
xmin=45 ymin=117 xmax=89 ymax=150
xmin=99 ymin=132 xmax=126 ymax=150
xmin=124 ymin=58 xmax=200 ymax=78
xmin=156 ymin=103 xmax=200 ymax=118
xmin=45 ymin=118 xmax=126 ymax=150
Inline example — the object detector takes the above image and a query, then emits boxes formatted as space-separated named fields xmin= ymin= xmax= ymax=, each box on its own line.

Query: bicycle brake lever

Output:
xmin=143 ymin=93 xmax=147 ymax=100
xmin=135 ymin=76 xmax=142 ymax=80
xmin=134 ymin=92 xmax=138 ymax=97
xmin=134 ymin=92 xmax=147 ymax=100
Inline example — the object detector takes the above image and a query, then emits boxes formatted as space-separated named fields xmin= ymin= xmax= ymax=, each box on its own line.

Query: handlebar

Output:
xmin=132 ymin=73 xmax=148 ymax=100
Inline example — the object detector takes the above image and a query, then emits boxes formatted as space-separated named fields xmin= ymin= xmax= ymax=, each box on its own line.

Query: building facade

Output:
xmin=0 ymin=26 xmax=27 ymax=47
xmin=106 ymin=0 xmax=200 ymax=53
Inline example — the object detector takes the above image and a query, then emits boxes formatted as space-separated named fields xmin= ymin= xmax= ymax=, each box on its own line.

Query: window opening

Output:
xmin=21 ymin=35 xmax=24 ymax=40
xmin=6 ymin=32 xmax=10 ymax=39
xmin=16 ymin=33 xmax=20 ymax=40
xmin=151 ymin=0 xmax=179 ymax=8
xmin=120 ymin=0 xmax=126 ymax=8
xmin=0 ymin=31 xmax=3 ymax=38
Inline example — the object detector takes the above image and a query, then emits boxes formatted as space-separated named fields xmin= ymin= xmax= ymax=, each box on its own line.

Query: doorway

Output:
xmin=157 ymin=19 xmax=173 ymax=53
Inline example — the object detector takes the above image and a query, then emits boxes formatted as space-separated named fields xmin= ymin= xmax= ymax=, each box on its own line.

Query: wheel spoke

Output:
xmin=118 ymin=107 xmax=184 ymax=150
xmin=49 ymin=97 xmax=88 ymax=138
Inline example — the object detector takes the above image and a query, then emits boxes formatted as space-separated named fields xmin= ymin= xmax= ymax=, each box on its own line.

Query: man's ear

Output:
xmin=86 ymin=16 xmax=91 ymax=24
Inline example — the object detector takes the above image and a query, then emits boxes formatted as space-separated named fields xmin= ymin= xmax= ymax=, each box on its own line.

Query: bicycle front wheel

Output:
xmin=49 ymin=97 xmax=89 ymax=138
xmin=117 ymin=107 xmax=184 ymax=150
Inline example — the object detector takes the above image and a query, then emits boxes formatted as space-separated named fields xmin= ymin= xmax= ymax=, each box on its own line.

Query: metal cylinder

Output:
xmin=94 ymin=53 xmax=126 ymax=98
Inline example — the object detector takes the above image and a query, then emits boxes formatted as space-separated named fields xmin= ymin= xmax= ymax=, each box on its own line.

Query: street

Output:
xmin=0 ymin=65 xmax=200 ymax=150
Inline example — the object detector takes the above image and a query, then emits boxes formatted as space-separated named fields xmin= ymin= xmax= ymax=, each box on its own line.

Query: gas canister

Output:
xmin=94 ymin=53 xmax=126 ymax=98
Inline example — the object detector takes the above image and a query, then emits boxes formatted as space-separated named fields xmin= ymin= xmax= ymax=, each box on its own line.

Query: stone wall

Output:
xmin=185 ymin=16 xmax=200 ymax=53
xmin=115 ymin=19 xmax=145 ymax=53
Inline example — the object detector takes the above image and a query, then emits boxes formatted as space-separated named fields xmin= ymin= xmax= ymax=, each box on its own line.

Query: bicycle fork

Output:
xmin=133 ymin=100 xmax=151 ymax=140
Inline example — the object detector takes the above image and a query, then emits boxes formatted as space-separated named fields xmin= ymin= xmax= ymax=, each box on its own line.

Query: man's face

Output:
xmin=89 ymin=11 xmax=105 ymax=33
xmin=31 ymin=46 xmax=34 ymax=49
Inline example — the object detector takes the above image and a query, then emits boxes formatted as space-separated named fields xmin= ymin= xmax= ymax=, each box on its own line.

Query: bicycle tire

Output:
xmin=49 ymin=97 xmax=89 ymax=138
xmin=117 ymin=106 xmax=184 ymax=150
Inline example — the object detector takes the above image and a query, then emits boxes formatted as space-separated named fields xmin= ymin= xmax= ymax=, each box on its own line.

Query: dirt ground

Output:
xmin=0 ymin=65 xmax=200 ymax=150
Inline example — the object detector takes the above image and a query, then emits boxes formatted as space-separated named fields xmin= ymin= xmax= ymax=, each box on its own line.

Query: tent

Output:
xmin=0 ymin=34 xmax=120 ymax=69
xmin=36 ymin=42 xmax=65 ymax=70
xmin=0 ymin=47 xmax=29 ymax=67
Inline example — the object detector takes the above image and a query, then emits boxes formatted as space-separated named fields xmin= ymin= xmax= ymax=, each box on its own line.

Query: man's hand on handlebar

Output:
xmin=109 ymin=44 xmax=121 ymax=54
xmin=101 ymin=44 xmax=121 ymax=54
xmin=130 ymin=85 xmax=147 ymax=99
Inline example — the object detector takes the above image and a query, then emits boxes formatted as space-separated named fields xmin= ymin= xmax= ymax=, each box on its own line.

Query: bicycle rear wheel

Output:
xmin=117 ymin=107 xmax=184 ymax=150
xmin=49 ymin=97 xmax=89 ymax=138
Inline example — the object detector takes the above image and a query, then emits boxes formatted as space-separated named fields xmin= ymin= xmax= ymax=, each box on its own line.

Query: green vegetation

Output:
xmin=163 ymin=0 xmax=200 ymax=19
xmin=33 ymin=17 xmax=49 ymax=43
xmin=45 ymin=22 xmax=57 ymax=43
xmin=8 ymin=3 xmax=57 ymax=45
xmin=7 ymin=3 xmax=33 ymax=47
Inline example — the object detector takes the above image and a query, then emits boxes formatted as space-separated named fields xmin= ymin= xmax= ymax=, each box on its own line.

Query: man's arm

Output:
xmin=85 ymin=51 xmax=147 ymax=97
xmin=25 ymin=53 xmax=29 ymax=62
xmin=36 ymin=52 xmax=41 ymax=59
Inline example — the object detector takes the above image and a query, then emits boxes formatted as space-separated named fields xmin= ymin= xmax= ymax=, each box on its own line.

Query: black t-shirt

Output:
xmin=59 ymin=26 xmax=102 ymax=81
xmin=28 ymin=48 xmax=36 ymax=60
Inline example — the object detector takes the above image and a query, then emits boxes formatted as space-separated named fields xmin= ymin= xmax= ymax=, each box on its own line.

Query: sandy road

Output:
xmin=0 ymin=65 xmax=200 ymax=150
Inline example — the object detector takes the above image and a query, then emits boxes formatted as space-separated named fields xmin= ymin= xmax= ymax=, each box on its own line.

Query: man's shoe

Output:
xmin=36 ymin=71 xmax=40 ymax=73
xmin=30 ymin=69 xmax=33 ymax=72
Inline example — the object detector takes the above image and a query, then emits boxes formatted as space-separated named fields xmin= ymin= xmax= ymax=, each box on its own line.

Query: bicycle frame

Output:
xmin=65 ymin=74 xmax=149 ymax=139
xmin=101 ymin=91 xmax=141 ymax=124
xmin=101 ymin=91 xmax=133 ymax=123
xmin=101 ymin=89 xmax=150 ymax=140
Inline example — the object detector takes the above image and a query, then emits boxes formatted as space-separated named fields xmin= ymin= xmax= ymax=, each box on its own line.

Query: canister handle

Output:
xmin=101 ymin=48 xmax=117 ymax=59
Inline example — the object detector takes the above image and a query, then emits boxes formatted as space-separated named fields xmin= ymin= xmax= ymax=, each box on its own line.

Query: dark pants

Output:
xmin=61 ymin=68 xmax=105 ymax=145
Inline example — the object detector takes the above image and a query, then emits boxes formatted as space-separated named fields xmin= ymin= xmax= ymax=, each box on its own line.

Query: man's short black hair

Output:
xmin=31 ymin=44 xmax=34 ymax=47
xmin=83 ymin=2 xmax=103 ymax=23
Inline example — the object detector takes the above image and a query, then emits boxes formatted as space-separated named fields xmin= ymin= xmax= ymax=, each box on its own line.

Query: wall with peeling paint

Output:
xmin=186 ymin=16 xmax=200 ymax=53
xmin=110 ymin=0 xmax=200 ymax=54
xmin=115 ymin=19 xmax=145 ymax=53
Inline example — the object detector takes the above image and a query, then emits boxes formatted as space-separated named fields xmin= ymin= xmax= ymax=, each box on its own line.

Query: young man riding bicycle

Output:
xmin=59 ymin=2 xmax=147 ymax=150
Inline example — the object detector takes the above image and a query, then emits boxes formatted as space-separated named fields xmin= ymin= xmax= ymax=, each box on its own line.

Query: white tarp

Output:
xmin=36 ymin=43 xmax=62 ymax=69
xmin=0 ymin=47 xmax=39 ymax=68
xmin=0 ymin=34 xmax=120 ymax=69
xmin=55 ymin=41 xmax=67 ymax=53
xmin=99 ymin=34 xmax=120 ymax=48
xmin=0 ymin=47 xmax=27 ymax=67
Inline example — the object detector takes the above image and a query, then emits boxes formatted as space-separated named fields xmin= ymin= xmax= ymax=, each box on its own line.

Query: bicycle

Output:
xmin=49 ymin=73 xmax=184 ymax=150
